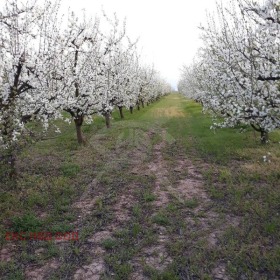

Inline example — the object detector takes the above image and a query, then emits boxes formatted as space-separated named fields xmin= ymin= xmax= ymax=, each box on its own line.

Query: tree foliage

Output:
xmin=179 ymin=0 xmax=280 ymax=143
xmin=0 ymin=0 xmax=171 ymax=176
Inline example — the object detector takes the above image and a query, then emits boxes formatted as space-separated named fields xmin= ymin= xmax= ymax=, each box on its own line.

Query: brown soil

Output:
xmin=0 ymin=244 xmax=15 ymax=262
xmin=25 ymin=259 xmax=60 ymax=280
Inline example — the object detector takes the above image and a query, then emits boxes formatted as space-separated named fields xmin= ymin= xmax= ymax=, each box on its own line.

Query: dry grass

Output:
xmin=151 ymin=107 xmax=185 ymax=118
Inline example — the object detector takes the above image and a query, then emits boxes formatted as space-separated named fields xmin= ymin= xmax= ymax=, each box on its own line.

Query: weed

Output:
xmin=143 ymin=191 xmax=156 ymax=202
xmin=11 ymin=214 xmax=43 ymax=232
xmin=61 ymin=163 xmax=80 ymax=177
xmin=184 ymin=198 xmax=199 ymax=209
xmin=152 ymin=213 xmax=169 ymax=226
xmin=102 ymin=238 xmax=117 ymax=250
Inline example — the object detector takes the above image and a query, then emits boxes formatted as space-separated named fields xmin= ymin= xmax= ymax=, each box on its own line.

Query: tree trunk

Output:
xmin=251 ymin=124 xmax=269 ymax=144
xmin=0 ymin=150 xmax=18 ymax=186
xmin=105 ymin=112 xmax=111 ymax=128
xmin=129 ymin=106 xmax=133 ymax=114
xmin=118 ymin=106 xmax=124 ymax=119
xmin=74 ymin=116 xmax=85 ymax=144
xmin=10 ymin=154 xmax=16 ymax=178
xmin=260 ymin=130 xmax=269 ymax=144
xmin=6 ymin=152 xmax=17 ymax=182
xmin=141 ymin=100 xmax=145 ymax=108
xmin=137 ymin=102 xmax=140 ymax=111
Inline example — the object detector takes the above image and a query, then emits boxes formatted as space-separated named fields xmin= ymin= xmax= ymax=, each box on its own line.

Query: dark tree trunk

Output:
xmin=7 ymin=152 xmax=17 ymax=180
xmin=141 ymin=100 xmax=145 ymax=108
xmin=251 ymin=124 xmax=269 ymax=144
xmin=74 ymin=115 xmax=85 ymax=144
xmin=260 ymin=130 xmax=269 ymax=144
xmin=118 ymin=106 xmax=124 ymax=119
xmin=105 ymin=112 xmax=111 ymax=128
xmin=0 ymin=150 xmax=18 ymax=186
xmin=129 ymin=106 xmax=133 ymax=114
xmin=10 ymin=154 xmax=16 ymax=177
xmin=137 ymin=102 xmax=140 ymax=111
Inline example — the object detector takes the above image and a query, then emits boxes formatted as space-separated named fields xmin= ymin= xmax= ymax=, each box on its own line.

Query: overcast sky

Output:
xmin=61 ymin=0 xmax=233 ymax=90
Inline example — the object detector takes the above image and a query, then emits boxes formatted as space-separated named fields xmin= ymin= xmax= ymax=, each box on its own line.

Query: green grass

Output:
xmin=143 ymin=191 xmax=157 ymax=202
xmin=11 ymin=214 xmax=43 ymax=233
xmin=0 ymin=93 xmax=280 ymax=279
xmin=184 ymin=199 xmax=199 ymax=209
xmin=152 ymin=213 xmax=170 ymax=226
xmin=102 ymin=238 xmax=118 ymax=250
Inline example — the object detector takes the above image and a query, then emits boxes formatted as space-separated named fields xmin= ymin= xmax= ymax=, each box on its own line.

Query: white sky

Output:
xmin=61 ymin=0 xmax=232 ymax=90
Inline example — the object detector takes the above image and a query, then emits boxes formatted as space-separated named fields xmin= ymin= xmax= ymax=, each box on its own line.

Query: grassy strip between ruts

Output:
xmin=0 ymin=93 xmax=279 ymax=279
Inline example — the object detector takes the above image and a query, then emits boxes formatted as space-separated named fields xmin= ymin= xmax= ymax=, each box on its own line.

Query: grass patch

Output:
xmin=184 ymin=198 xmax=199 ymax=209
xmin=143 ymin=191 xmax=156 ymax=202
xmin=152 ymin=213 xmax=170 ymax=226
xmin=102 ymin=238 xmax=118 ymax=250
xmin=11 ymin=214 xmax=43 ymax=233
xmin=61 ymin=163 xmax=80 ymax=177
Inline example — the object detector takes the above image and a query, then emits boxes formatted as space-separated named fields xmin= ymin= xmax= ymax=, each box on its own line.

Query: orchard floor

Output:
xmin=1 ymin=94 xmax=280 ymax=279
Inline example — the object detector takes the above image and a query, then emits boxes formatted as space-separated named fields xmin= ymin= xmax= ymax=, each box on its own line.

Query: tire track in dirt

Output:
xmin=73 ymin=177 xmax=142 ymax=278
xmin=130 ymin=129 xmax=239 ymax=279
xmin=130 ymin=131 xmax=175 ymax=279
xmin=73 ymin=124 xmax=154 ymax=279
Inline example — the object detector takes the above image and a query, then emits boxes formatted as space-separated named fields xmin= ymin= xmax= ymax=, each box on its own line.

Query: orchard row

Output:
xmin=0 ymin=0 xmax=171 ymax=155
xmin=178 ymin=0 xmax=279 ymax=143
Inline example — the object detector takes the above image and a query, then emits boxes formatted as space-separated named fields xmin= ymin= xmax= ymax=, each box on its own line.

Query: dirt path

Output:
xmin=128 ymin=130 xmax=235 ymax=280
xmin=70 ymin=126 xmax=236 ymax=279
